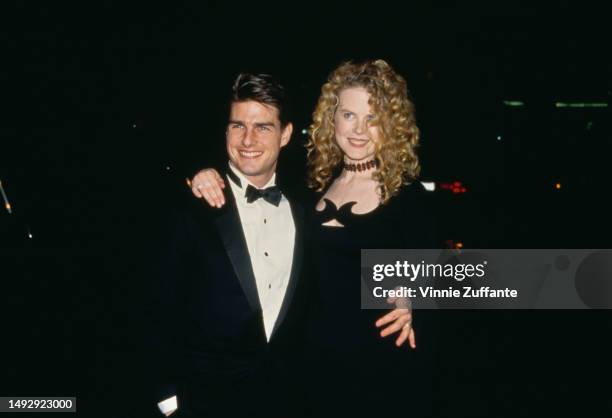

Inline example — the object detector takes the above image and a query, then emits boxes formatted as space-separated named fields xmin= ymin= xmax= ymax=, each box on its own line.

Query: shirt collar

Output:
xmin=227 ymin=161 xmax=276 ymax=193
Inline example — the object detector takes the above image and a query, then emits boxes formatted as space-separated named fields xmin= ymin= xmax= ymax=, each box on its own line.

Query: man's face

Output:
xmin=226 ymin=100 xmax=292 ymax=188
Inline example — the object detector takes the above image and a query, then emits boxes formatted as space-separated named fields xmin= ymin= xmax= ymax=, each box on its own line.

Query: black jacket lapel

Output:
xmin=213 ymin=189 xmax=261 ymax=312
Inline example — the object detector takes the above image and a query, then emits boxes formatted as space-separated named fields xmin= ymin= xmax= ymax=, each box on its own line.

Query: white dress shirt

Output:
xmin=157 ymin=163 xmax=295 ymax=416
xmin=226 ymin=162 xmax=296 ymax=341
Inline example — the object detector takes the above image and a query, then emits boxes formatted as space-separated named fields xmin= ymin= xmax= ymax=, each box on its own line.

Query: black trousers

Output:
xmin=176 ymin=368 xmax=305 ymax=418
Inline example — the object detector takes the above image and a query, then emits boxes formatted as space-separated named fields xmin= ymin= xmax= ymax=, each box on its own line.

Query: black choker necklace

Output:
xmin=343 ymin=159 xmax=379 ymax=172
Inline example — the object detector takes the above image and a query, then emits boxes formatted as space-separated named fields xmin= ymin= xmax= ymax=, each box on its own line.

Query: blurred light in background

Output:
xmin=439 ymin=181 xmax=468 ymax=194
xmin=421 ymin=181 xmax=436 ymax=192
xmin=555 ymin=102 xmax=608 ymax=108
xmin=0 ymin=180 xmax=13 ymax=214
xmin=503 ymin=100 xmax=524 ymax=107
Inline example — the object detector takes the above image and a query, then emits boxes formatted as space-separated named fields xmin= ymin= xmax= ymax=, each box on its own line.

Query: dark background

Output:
xmin=2 ymin=1 xmax=611 ymax=417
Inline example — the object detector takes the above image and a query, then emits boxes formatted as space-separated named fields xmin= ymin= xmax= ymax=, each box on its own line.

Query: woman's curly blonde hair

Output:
xmin=306 ymin=59 xmax=420 ymax=203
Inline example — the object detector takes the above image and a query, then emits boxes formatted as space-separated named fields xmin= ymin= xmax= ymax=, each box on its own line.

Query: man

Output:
xmin=151 ymin=73 xmax=307 ymax=418
xmin=151 ymin=72 xmax=413 ymax=418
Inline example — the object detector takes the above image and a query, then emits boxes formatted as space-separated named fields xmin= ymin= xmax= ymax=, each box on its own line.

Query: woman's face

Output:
xmin=333 ymin=87 xmax=380 ymax=162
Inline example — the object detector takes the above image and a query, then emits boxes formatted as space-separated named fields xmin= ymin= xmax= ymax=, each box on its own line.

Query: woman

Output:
xmin=302 ymin=59 xmax=435 ymax=417
xmin=192 ymin=60 xmax=436 ymax=417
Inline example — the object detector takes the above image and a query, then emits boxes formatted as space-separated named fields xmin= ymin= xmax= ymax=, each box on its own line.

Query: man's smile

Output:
xmin=238 ymin=150 xmax=264 ymax=158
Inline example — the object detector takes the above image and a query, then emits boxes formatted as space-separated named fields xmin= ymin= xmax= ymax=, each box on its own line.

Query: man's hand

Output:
xmin=375 ymin=295 xmax=416 ymax=349
xmin=191 ymin=168 xmax=226 ymax=208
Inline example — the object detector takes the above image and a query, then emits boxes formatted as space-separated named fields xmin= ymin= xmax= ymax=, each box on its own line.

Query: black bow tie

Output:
xmin=245 ymin=184 xmax=282 ymax=206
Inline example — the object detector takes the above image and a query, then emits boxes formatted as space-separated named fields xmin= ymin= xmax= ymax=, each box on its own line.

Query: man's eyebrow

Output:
xmin=254 ymin=122 xmax=276 ymax=128
xmin=228 ymin=120 xmax=276 ymax=127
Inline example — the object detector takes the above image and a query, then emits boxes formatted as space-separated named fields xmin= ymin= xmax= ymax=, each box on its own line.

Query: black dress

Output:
xmin=303 ymin=182 xmax=437 ymax=418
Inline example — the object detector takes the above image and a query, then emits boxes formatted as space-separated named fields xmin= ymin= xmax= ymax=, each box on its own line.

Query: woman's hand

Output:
xmin=191 ymin=169 xmax=226 ymax=208
xmin=375 ymin=295 xmax=416 ymax=349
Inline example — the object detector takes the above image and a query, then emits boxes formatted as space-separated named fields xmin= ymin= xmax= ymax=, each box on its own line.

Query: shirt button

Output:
xmin=268 ymin=284 xmax=272 ymax=289
xmin=264 ymin=218 xmax=267 ymax=224
xmin=264 ymin=252 xmax=269 ymax=256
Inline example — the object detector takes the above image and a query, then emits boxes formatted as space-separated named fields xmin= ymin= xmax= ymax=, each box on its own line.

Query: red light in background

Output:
xmin=439 ymin=181 xmax=468 ymax=194
xmin=445 ymin=240 xmax=465 ymax=250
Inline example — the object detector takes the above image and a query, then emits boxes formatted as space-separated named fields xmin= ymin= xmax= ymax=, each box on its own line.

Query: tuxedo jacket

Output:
xmin=149 ymin=178 xmax=309 ymax=417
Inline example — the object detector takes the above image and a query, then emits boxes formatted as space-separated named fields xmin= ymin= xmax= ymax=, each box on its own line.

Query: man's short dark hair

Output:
xmin=230 ymin=73 xmax=291 ymax=128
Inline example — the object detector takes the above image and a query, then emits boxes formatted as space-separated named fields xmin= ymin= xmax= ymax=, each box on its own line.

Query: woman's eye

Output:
xmin=366 ymin=114 xmax=375 ymax=121
xmin=343 ymin=112 xmax=354 ymax=119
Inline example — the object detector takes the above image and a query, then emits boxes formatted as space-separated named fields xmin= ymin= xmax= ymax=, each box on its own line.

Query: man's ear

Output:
xmin=280 ymin=122 xmax=293 ymax=148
